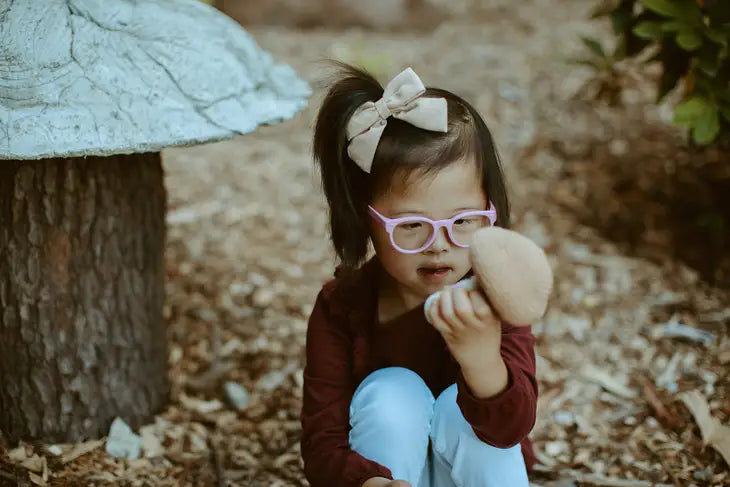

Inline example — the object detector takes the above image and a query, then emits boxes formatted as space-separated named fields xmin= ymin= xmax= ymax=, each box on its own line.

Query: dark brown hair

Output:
xmin=313 ymin=62 xmax=510 ymax=270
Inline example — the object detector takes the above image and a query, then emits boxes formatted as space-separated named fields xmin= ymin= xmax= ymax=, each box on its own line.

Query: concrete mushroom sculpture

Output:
xmin=0 ymin=0 xmax=309 ymax=443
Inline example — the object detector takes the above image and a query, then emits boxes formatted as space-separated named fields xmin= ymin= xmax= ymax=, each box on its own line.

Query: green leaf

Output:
xmin=660 ymin=20 xmax=684 ymax=32
xmin=581 ymin=37 xmax=607 ymax=58
xmin=676 ymin=31 xmax=703 ymax=51
xmin=639 ymin=0 xmax=702 ymax=23
xmin=610 ymin=3 xmax=635 ymax=34
xmin=639 ymin=0 xmax=686 ymax=17
xmin=633 ymin=20 xmax=666 ymax=39
xmin=673 ymin=96 xmax=712 ymax=126
xmin=719 ymin=44 xmax=730 ymax=60
xmin=705 ymin=28 xmax=728 ymax=47
xmin=698 ymin=52 xmax=720 ymax=77
xmin=614 ymin=36 xmax=628 ymax=60
xmin=692 ymin=104 xmax=721 ymax=145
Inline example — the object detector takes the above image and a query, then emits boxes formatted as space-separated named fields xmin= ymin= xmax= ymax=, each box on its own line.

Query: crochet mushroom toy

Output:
xmin=425 ymin=226 xmax=553 ymax=326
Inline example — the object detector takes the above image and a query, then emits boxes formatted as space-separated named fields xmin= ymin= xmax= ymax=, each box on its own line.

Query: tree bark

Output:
xmin=0 ymin=154 xmax=169 ymax=444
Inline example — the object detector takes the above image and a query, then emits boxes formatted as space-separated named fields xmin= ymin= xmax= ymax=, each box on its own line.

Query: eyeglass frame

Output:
xmin=367 ymin=203 xmax=497 ymax=254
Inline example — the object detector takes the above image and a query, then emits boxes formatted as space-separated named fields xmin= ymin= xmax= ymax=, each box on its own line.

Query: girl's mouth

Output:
xmin=417 ymin=266 xmax=452 ymax=282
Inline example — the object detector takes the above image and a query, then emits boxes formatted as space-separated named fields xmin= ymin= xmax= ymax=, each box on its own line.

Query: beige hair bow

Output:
xmin=345 ymin=68 xmax=448 ymax=173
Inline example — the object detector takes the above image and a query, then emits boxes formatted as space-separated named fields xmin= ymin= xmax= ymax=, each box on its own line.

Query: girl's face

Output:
xmin=369 ymin=158 xmax=487 ymax=304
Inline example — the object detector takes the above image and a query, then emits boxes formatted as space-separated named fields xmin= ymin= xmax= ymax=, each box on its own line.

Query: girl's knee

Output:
xmin=352 ymin=367 xmax=433 ymax=410
xmin=350 ymin=367 xmax=434 ymax=434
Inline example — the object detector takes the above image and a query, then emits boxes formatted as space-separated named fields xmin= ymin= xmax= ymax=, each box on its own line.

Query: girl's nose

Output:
xmin=426 ymin=227 xmax=450 ymax=253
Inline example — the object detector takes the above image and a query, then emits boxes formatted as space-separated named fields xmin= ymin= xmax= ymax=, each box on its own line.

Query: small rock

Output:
xmin=105 ymin=417 xmax=141 ymax=460
xmin=544 ymin=440 xmax=568 ymax=457
xmin=252 ymin=287 xmax=276 ymax=307
xmin=257 ymin=370 xmax=288 ymax=392
xmin=225 ymin=381 xmax=250 ymax=410
xmin=693 ymin=467 xmax=713 ymax=482
xmin=256 ymin=362 xmax=297 ymax=392
xmin=45 ymin=445 xmax=64 ymax=456
xmin=553 ymin=411 xmax=575 ymax=426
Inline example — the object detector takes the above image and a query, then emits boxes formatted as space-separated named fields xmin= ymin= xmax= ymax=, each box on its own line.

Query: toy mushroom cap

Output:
xmin=470 ymin=226 xmax=553 ymax=326
xmin=0 ymin=0 xmax=310 ymax=160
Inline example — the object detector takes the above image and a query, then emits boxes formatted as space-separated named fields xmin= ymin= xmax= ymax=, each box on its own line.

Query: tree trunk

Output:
xmin=0 ymin=154 xmax=169 ymax=444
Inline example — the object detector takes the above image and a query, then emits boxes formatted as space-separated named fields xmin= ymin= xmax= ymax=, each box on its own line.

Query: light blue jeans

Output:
xmin=349 ymin=367 xmax=529 ymax=487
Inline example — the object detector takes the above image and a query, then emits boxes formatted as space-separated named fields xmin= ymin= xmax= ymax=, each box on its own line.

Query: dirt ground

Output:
xmin=2 ymin=0 xmax=729 ymax=486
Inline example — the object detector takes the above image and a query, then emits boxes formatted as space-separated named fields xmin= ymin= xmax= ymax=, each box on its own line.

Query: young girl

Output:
xmin=301 ymin=63 xmax=537 ymax=487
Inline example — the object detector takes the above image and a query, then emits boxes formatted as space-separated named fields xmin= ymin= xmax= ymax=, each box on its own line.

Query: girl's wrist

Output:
xmin=460 ymin=356 xmax=509 ymax=399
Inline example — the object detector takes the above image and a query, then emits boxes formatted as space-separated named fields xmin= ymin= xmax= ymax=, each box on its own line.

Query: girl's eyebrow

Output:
xmin=390 ymin=206 xmax=484 ymax=217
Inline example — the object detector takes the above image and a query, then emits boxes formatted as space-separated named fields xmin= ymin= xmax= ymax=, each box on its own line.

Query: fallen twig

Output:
xmin=641 ymin=381 xmax=681 ymax=430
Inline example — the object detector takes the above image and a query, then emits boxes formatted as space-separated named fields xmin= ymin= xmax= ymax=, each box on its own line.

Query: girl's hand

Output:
xmin=362 ymin=477 xmax=412 ymax=487
xmin=428 ymin=286 xmax=502 ymax=371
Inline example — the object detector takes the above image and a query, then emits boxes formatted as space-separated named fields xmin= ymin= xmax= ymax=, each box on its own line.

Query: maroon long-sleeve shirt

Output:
xmin=300 ymin=258 xmax=538 ymax=487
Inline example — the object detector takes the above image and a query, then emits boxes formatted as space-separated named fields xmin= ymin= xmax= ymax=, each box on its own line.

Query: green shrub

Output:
xmin=581 ymin=0 xmax=730 ymax=145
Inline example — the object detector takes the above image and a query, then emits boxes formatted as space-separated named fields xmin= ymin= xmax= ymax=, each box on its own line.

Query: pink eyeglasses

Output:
xmin=368 ymin=203 xmax=497 ymax=254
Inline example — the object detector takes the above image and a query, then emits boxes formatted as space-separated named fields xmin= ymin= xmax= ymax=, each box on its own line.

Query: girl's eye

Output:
xmin=454 ymin=217 xmax=476 ymax=226
xmin=403 ymin=222 xmax=423 ymax=230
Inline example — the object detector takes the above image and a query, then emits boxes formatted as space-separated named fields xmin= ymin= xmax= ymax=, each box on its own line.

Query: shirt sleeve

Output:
xmin=300 ymin=289 xmax=393 ymax=487
xmin=455 ymin=322 xmax=538 ymax=448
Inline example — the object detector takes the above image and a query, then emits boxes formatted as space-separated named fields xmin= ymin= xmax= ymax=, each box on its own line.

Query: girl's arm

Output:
xmin=301 ymin=289 xmax=393 ymax=487
xmin=455 ymin=321 xmax=537 ymax=448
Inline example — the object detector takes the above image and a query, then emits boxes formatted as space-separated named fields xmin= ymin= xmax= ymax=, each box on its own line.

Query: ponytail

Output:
xmin=313 ymin=62 xmax=383 ymax=270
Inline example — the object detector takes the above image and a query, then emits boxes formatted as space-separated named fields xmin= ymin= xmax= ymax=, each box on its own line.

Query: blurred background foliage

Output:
xmin=577 ymin=0 xmax=730 ymax=146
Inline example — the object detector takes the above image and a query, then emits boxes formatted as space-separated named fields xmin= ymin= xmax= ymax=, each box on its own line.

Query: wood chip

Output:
xmin=60 ymin=439 xmax=105 ymax=465
xmin=582 ymin=365 xmax=638 ymax=399
xmin=561 ymin=469 xmax=673 ymax=486
xmin=680 ymin=390 xmax=730 ymax=467
xmin=28 ymin=471 xmax=46 ymax=486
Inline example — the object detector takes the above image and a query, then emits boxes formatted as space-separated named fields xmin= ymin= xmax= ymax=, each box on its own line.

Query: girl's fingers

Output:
xmin=440 ymin=287 xmax=468 ymax=335
xmin=452 ymin=287 xmax=477 ymax=325
xmin=429 ymin=298 xmax=453 ymax=338
xmin=438 ymin=287 xmax=455 ymax=324
xmin=469 ymin=290 xmax=493 ymax=321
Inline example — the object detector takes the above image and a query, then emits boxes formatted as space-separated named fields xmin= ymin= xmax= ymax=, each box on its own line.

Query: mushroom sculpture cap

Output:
xmin=0 ymin=0 xmax=311 ymax=160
